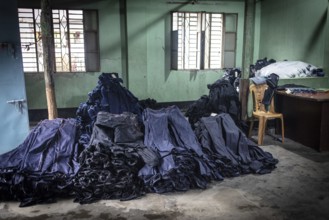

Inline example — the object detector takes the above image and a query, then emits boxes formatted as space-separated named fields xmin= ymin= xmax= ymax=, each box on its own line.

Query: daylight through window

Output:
xmin=172 ymin=12 xmax=223 ymax=70
xmin=18 ymin=8 xmax=99 ymax=73
xmin=171 ymin=12 xmax=237 ymax=70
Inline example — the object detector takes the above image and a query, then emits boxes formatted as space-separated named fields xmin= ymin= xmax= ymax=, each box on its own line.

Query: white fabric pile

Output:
xmin=255 ymin=61 xmax=318 ymax=78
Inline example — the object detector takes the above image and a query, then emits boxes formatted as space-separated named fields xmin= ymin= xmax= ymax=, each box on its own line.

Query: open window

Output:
xmin=171 ymin=12 xmax=237 ymax=70
xmin=18 ymin=8 xmax=100 ymax=73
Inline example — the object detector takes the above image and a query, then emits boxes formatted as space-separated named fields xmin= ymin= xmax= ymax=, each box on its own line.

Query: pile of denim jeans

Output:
xmin=186 ymin=78 xmax=241 ymax=128
xmin=76 ymin=73 xmax=143 ymax=148
xmin=72 ymin=111 xmax=159 ymax=204
xmin=0 ymin=118 xmax=80 ymax=207
xmin=222 ymin=68 xmax=241 ymax=90
xmin=194 ymin=113 xmax=278 ymax=177
xmin=0 ymin=73 xmax=279 ymax=207
xmin=140 ymin=106 xmax=224 ymax=193
xmin=184 ymin=95 xmax=211 ymax=128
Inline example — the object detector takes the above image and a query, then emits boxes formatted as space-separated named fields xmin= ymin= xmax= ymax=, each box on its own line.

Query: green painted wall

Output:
xmin=24 ymin=0 xmax=245 ymax=109
xmin=98 ymin=0 xmax=125 ymax=79
xmin=22 ymin=0 xmax=329 ymax=110
xmin=246 ymin=0 xmax=329 ymax=118
xmin=253 ymin=1 xmax=261 ymax=62
xmin=25 ymin=0 xmax=124 ymax=109
xmin=126 ymin=0 xmax=245 ymax=101
xmin=259 ymin=0 xmax=328 ymax=70
xmin=25 ymin=72 xmax=100 ymax=109
xmin=324 ymin=0 xmax=329 ymax=72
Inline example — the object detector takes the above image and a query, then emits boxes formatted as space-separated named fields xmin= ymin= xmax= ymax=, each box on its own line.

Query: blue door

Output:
xmin=0 ymin=1 xmax=29 ymax=155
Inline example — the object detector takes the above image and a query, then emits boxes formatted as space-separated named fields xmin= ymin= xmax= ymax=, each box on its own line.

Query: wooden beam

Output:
xmin=41 ymin=0 xmax=58 ymax=119
xmin=240 ymin=0 xmax=256 ymax=121
xmin=324 ymin=0 xmax=329 ymax=73
xmin=241 ymin=0 xmax=256 ymax=79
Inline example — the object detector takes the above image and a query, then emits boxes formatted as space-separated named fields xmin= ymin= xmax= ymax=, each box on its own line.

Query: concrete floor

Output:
xmin=1 ymin=134 xmax=329 ymax=220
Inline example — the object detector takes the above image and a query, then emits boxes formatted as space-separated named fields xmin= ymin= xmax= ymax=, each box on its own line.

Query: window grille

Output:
xmin=18 ymin=8 xmax=99 ymax=73
xmin=171 ymin=12 xmax=237 ymax=70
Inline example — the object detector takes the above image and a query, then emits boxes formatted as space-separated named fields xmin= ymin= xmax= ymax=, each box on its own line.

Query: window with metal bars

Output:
xmin=171 ymin=12 xmax=237 ymax=70
xmin=18 ymin=8 xmax=99 ymax=73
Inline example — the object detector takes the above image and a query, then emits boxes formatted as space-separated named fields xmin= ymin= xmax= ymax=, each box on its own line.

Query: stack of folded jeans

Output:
xmin=194 ymin=113 xmax=278 ymax=176
xmin=140 ymin=106 xmax=223 ymax=193
xmin=72 ymin=111 xmax=159 ymax=204
xmin=0 ymin=118 xmax=80 ymax=207
xmin=76 ymin=73 xmax=143 ymax=148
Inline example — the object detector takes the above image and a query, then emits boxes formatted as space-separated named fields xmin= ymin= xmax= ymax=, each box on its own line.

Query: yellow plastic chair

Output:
xmin=248 ymin=83 xmax=284 ymax=145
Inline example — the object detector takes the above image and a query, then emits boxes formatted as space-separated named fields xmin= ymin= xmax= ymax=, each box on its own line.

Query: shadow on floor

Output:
xmin=250 ymin=130 xmax=329 ymax=163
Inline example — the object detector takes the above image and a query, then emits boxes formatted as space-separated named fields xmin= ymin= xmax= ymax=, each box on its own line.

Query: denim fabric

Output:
xmin=140 ymin=106 xmax=218 ymax=193
xmin=262 ymin=73 xmax=280 ymax=111
xmin=195 ymin=113 xmax=278 ymax=176
xmin=73 ymin=111 xmax=156 ymax=204
xmin=76 ymin=73 xmax=143 ymax=148
xmin=0 ymin=118 xmax=80 ymax=207
xmin=0 ymin=73 xmax=279 ymax=207
xmin=186 ymin=79 xmax=241 ymax=129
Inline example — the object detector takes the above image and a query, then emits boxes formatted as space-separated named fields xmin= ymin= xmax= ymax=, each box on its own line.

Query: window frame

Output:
xmin=171 ymin=11 xmax=237 ymax=71
xmin=18 ymin=7 xmax=100 ymax=73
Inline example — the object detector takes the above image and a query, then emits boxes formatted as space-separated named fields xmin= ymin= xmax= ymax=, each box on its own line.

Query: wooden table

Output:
xmin=275 ymin=90 xmax=329 ymax=151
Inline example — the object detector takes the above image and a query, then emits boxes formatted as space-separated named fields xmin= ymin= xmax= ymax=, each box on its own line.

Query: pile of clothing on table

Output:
xmin=249 ymin=57 xmax=325 ymax=79
xmin=249 ymin=57 xmax=276 ymax=78
xmin=0 ymin=72 xmax=278 ymax=207
xmin=276 ymin=84 xmax=317 ymax=95
xmin=248 ymin=57 xmax=325 ymax=112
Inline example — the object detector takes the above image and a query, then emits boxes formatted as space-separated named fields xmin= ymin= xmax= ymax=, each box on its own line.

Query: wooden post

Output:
xmin=240 ymin=0 xmax=256 ymax=121
xmin=41 ymin=0 xmax=58 ymax=119
xmin=242 ymin=0 xmax=255 ymax=79
xmin=324 ymin=0 xmax=329 ymax=73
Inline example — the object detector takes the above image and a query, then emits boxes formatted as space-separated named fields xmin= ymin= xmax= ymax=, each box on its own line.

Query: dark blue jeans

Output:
xmin=195 ymin=113 xmax=278 ymax=176
xmin=140 ymin=106 xmax=222 ymax=193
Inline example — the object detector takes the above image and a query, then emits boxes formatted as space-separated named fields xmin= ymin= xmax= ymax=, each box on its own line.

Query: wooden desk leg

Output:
xmin=320 ymin=103 xmax=329 ymax=151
